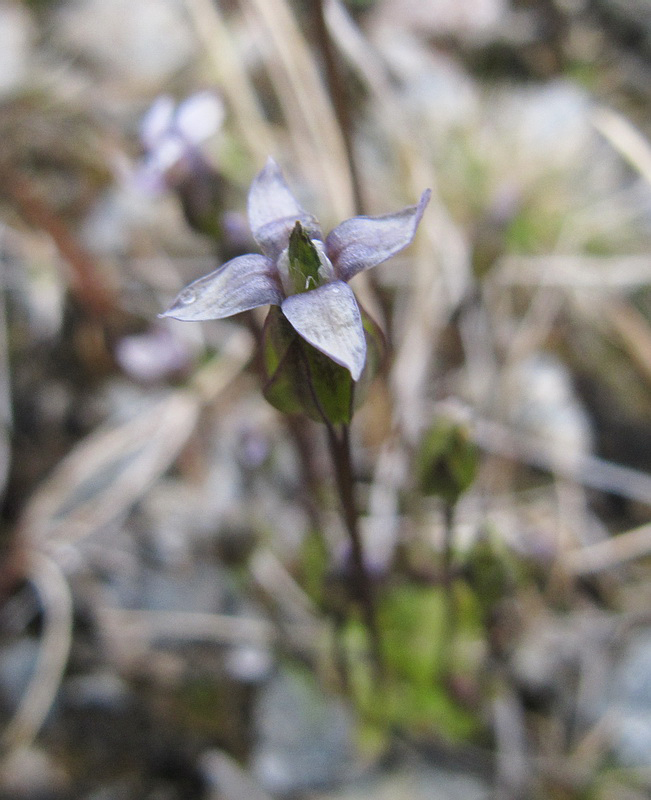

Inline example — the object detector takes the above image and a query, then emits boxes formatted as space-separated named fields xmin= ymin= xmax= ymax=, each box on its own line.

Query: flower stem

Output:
xmin=439 ymin=500 xmax=458 ymax=679
xmin=325 ymin=422 xmax=383 ymax=680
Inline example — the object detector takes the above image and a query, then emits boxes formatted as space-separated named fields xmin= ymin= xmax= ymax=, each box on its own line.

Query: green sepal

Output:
xmin=261 ymin=304 xmax=385 ymax=425
xmin=416 ymin=419 xmax=478 ymax=503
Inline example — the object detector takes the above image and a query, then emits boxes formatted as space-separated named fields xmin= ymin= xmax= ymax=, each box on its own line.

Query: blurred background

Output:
xmin=2 ymin=0 xmax=651 ymax=797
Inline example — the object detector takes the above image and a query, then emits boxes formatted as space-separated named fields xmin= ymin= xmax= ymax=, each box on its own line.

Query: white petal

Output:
xmin=140 ymin=95 xmax=175 ymax=149
xmin=149 ymin=134 xmax=186 ymax=173
xmin=175 ymin=91 xmax=225 ymax=144
xmin=281 ymin=281 xmax=366 ymax=381
xmin=247 ymin=157 xmax=321 ymax=259
xmin=326 ymin=190 xmax=431 ymax=282
xmin=160 ymin=254 xmax=282 ymax=321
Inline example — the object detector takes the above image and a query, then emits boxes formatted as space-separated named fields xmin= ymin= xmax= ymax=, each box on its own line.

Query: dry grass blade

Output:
xmin=19 ymin=331 xmax=252 ymax=548
xmin=325 ymin=0 xmax=470 ymax=439
xmin=601 ymin=298 xmax=651 ymax=391
xmin=496 ymin=255 xmax=651 ymax=289
xmin=565 ymin=521 xmax=651 ymax=575
xmin=97 ymin=607 xmax=323 ymax=670
xmin=474 ymin=416 xmax=651 ymax=507
xmin=592 ymin=106 xmax=651 ymax=186
xmin=184 ymin=0 xmax=275 ymax=163
xmin=1 ymin=552 xmax=73 ymax=755
xmin=99 ymin=608 xmax=276 ymax=646
xmin=244 ymin=0 xmax=354 ymax=221
xmin=18 ymin=390 xmax=201 ymax=548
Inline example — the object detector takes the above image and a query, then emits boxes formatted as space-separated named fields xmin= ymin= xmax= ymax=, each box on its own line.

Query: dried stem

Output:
xmin=0 ymin=163 xmax=115 ymax=318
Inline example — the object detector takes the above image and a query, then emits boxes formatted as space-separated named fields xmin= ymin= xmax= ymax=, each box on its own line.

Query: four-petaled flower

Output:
xmin=136 ymin=91 xmax=224 ymax=195
xmin=161 ymin=157 xmax=430 ymax=380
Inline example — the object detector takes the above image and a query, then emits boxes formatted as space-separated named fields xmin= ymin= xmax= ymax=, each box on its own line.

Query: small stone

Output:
xmin=251 ymin=667 xmax=353 ymax=794
xmin=63 ymin=671 xmax=132 ymax=713
xmin=0 ymin=746 xmax=68 ymax=799
xmin=610 ymin=632 xmax=651 ymax=766
xmin=200 ymin=749 xmax=272 ymax=800
xmin=54 ymin=0 xmax=195 ymax=85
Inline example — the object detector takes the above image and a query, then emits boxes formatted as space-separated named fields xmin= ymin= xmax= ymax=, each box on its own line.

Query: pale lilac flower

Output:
xmin=161 ymin=158 xmax=430 ymax=381
xmin=136 ymin=91 xmax=224 ymax=194
xmin=115 ymin=326 xmax=193 ymax=383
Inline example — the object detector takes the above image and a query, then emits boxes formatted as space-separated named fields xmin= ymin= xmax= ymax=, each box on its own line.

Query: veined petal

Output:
xmin=281 ymin=281 xmax=366 ymax=381
xmin=326 ymin=189 xmax=431 ymax=282
xmin=247 ymin=157 xmax=322 ymax=259
xmin=160 ymin=254 xmax=282 ymax=321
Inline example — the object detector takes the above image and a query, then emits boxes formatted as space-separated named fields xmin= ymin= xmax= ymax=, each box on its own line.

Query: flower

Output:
xmin=161 ymin=158 xmax=430 ymax=381
xmin=136 ymin=91 xmax=224 ymax=195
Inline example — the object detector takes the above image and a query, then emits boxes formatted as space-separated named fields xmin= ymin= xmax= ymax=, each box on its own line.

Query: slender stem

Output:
xmin=325 ymin=423 xmax=383 ymax=678
xmin=440 ymin=500 xmax=457 ymax=678
xmin=245 ymin=312 xmax=323 ymax=533
xmin=311 ymin=0 xmax=364 ymax=215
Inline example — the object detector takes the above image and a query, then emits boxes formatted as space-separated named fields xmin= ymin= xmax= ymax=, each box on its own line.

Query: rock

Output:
xmin=53 ymin=0 xmax=195 ymax=85
xmin=609 ymin=631 xmax=651 ymax=766
xmin=63 ymin=671 xmax=132 ymax=713
xmin=0 ymin=746 xmax=68 ymax=799
xmin=251 ymin=667 xmax=354 ymax=794
xmin=311 ymin=758 xmax=490 ymax=800
xmin=200 ymin=749 xmax=273 ymax=800
xmin=503 ymin=353 xmax=594 ymax=467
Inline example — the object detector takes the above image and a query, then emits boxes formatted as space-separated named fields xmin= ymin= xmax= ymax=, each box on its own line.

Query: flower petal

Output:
xmin=140 ymin=95 xmax=175 ymax=150
xmin=326 ymin=189 xmax=431 ymax=282
xmin=175 ymin=91 xmax=225 ymax=145
xmin=247 ymin=157 xmax=322 ymax=259
xmin=281 ymin=281 xmax=366 ymax=381
xmin=160 ymin=254 xmax=282 ymax=321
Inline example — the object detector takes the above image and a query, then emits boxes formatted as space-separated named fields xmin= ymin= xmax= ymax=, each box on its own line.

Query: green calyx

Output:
xmin=261 ymin=305 xmax=385 ymax=425
xmin=288 ymin=221 xmax=323 ymax=294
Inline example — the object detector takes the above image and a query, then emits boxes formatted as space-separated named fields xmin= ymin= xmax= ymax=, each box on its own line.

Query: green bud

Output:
xmin=417 ymin=419 xmax=478 ymax=504
xmin=463 ymin=530 xmax=516 ymax=614
xmin=288 ymin=221 xmax=322 ymax=294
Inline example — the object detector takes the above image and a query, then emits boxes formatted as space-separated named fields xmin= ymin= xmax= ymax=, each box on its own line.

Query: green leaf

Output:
xmin=344 ymin=584 xmax=483 ymax=741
